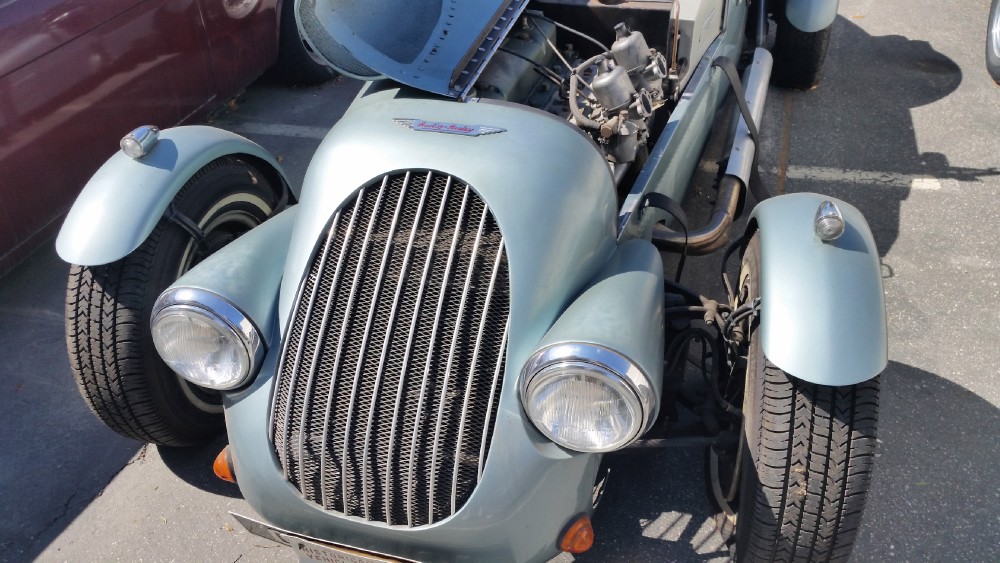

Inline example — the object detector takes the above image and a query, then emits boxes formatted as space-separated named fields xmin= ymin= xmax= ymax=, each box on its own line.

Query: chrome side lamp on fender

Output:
xmin=814 ymin=200 xmax=845 ymax=241
xmin=120 ymin=125 xmax=160 ymax=159
xmin=150 ymin=287 xmax=265 ymax=390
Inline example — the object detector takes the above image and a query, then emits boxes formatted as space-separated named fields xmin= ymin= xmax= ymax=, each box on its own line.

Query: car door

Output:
xmin=0 ymin=0 xmax=217 ymax=275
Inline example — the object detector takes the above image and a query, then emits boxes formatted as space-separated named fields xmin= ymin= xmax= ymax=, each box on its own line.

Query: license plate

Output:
xmin=287 ymin=535 xmax=399 ymax=563
xmin=232 ymin=513 xmax=410 ymax=563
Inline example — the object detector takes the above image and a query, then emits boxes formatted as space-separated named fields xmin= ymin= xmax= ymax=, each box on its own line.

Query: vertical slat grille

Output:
xmin=271 ymin=171 xmax=509 ymax=527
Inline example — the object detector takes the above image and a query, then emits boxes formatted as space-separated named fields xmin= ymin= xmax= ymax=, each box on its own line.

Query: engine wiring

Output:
xmin=526 ymin=11 xmax=610 ymax=53
xmin=496 ymin=47 xmax=564 ymax=86
xmin=527 ymin=15 xmax=575 ymax=73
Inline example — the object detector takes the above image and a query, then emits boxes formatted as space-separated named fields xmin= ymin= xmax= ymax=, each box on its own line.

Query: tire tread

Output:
xmin=64 ymin=157 xmax=276 ymax=446
xmin=739 ymin=360 xmax=879 ymax=562
xmin=733 ymin=234 xmax=879 ymax=563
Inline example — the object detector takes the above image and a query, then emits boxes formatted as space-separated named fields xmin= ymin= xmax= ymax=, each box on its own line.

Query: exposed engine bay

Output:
xmin=475 ymin=1 xmax=691 ymax=172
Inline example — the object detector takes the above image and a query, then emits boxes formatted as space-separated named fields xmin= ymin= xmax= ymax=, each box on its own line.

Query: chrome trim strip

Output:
xmin=272 ymin=206 xmax=342 ymax=473
xmin=357 ymin=172 xmax=410 ymax=520
xmin=457 ymin=234 xmax=503 ymax=492
xmin=400 ymin=175 xmax=453 ymax=527
xmin=339 ymin=176 xmax=390 ymax=516
xmin=151 ymin=287 xmax=265 ymax=390
xmin=407 ymin=183 xmax=469 ymax=526
xmin=293 ymin=209 xmax=343 ymax=493
xmin=317 ymin=195 xmax=366 ymax=508
xmin=478 ymin=313 xmax=509 ymax=481
xmin=437 ymin=203 xmax=489 ymax=514
xmin=376 ymin=172 xmax=433 ymax=525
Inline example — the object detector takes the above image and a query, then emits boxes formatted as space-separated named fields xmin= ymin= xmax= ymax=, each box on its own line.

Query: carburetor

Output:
xmin=571 ymin=23 xmax=668 ymax=164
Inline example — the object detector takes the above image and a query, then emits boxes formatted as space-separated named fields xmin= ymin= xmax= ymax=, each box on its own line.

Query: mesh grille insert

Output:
xmin=271 ymin=171 xmax=509 ymax=527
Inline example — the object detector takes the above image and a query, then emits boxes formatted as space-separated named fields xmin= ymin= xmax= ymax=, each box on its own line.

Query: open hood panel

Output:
xmin=296 ymin=0 xmax=529 ymax=98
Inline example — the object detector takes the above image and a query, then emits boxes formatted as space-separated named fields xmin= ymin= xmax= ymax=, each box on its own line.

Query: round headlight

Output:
xmin=521 ymin=344 xmax=653 ymax=453
xmin=150 ymin=288 xmax=263 ymax=390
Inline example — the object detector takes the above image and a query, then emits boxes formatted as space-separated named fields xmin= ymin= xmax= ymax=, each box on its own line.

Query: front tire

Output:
xmin=65 ymin=157 xmax=278 ymax=446
xmin=720 ymin=234 xmax=880 ymax=562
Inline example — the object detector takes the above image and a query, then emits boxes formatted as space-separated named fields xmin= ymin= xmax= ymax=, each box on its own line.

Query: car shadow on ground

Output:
xmin=158 ymin=433 xmax=244 ymax=499
xmin=769 ymin=16 xmax=999 ymax=257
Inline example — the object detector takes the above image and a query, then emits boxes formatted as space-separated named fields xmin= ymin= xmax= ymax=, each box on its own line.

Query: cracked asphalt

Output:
xmin=1 ymin=0 xmax=998 ymax=561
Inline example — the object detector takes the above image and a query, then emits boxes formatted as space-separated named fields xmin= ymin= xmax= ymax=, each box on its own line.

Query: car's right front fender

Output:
xmin=749 ymin=193 xmax=887 ymax=386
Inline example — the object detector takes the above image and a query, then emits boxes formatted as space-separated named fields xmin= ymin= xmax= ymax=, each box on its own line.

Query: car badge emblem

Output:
xmin=394 ymin=119 xmax=507 ymax=137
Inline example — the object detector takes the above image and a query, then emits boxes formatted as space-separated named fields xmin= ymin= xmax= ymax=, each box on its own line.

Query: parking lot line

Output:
xmin=778 ymin=165 xmax=960 ymax=191
xmin=227 ymin=122 xmax=330 ymax=140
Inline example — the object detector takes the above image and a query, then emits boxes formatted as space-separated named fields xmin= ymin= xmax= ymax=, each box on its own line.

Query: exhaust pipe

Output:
xmin=652 ymin=48 xmax=773 ymax=255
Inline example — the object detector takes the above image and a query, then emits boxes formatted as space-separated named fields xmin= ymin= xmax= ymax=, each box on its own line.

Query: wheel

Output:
xmin=65 ymin=157 xmax=279 ymax=446
xmin=771 ymin=9 xmax=832 ymax=90
xmin=269 ymin=0 xmax=337 ymax=85
xmin=712 ymin=233 xmax=880 ymax=562
xmin=988 ymin=0 xmax=1000 ymax=84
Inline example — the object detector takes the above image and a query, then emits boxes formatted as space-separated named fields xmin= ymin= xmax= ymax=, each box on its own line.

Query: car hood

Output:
xmin=296 ymin=0 xmax=528 ymax=98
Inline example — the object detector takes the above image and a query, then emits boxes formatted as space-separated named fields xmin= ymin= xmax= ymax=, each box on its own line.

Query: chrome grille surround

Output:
xmin=271 ymin=171 xmax=510 ymax=527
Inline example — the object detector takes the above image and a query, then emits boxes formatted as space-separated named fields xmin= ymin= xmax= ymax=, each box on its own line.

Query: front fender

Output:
xmin=534 ymin=239 xmax=665 ymax=428
xmin=56 ymin=126 xmax=290 ymax=266
xmin=750 ymin=193 xmax=886 ymax=386
xmin=785 ymin=0 xmax=839 ymax=33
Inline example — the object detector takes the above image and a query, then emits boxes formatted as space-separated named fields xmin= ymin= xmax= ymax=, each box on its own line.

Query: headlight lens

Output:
xmin=521 ymin=344 xmax=652 ymax=453
xmin=150 ymin=288 xmax=263 ymax=390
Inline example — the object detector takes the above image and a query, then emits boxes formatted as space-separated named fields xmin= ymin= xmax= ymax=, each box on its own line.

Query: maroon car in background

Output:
xmin=0 ymin=0 xmax=332 ymax=276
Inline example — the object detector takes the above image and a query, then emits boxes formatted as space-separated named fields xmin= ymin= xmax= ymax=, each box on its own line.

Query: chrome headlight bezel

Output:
xmin=150 ymin=287 xmax=264 ymax=391
xmin=520 ymin=343 xmax=655 ymax=453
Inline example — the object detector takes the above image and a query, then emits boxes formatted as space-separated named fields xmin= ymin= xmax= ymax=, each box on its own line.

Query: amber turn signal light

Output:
xmin=559 ymin=514 xmax=594 ymax=554
xmin=213 ymin=446 xmax=237 ymax=483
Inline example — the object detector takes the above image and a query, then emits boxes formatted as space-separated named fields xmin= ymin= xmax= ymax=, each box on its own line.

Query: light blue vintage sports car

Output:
xmin=57 ymin=0 xmax=885 ymax=561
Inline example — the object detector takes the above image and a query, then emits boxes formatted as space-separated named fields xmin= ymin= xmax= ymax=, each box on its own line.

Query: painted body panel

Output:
xmin=750 ymin=192 xmax=887 ymax=385
xmin=786 ymin=0 xmax=840 ymax=33
xmin=278 ymin=86 xmax=619 ymax=340
xmin=56 ymin=126 xmax=289 ymax=266
xmin=166 ymin=206 xmax=299 ymax=348
xmin=1 ymin=0 xmax=211 ymax=274
xmin=223 ymin=84 xmax=626 ymax=562
xmin=535 ymin=238 xmax=665 ymax=424
xmin=677 ymin=0 xmax=726 ymax=84
xmin=199 ymin=0 xmax=283 ymax=96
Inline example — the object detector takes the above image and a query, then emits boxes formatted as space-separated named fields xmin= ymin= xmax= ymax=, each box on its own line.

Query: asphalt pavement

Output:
xmin=1 ymin=0 xmax=998 ymax=561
